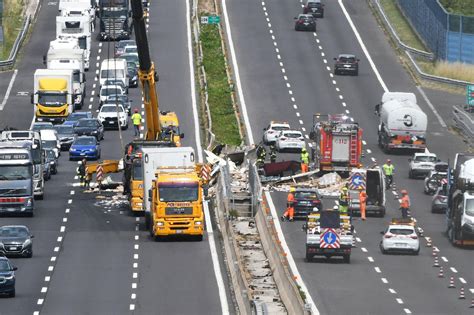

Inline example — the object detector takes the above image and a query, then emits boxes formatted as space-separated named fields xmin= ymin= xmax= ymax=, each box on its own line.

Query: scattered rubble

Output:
xmin=232 ymin=218 xmax=287 ymax=314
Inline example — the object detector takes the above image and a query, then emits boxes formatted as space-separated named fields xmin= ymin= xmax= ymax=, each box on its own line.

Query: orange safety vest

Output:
xmin=287 ymin=192 xmax=295 ymax=203
xmin=400 ymin=195 xmax=410 ymax=208
xmin=359 ymin=191 xmax=367 ymax=203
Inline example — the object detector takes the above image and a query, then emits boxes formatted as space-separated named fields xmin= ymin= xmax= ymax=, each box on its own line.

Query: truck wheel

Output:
xmin=305 ymin=253 xmax=312 ymax=262
xmin=195 ymin=235 xmax=203 ymax=242
xmin=408 ymin=170 xmax=413 ymax=179
xmin=343 ymin=254 xmax=351 ymax=263
xmin=37 ymin=194 xmax=44 ymax=200
xmin=413 ymin=249 xmax=420 ymax=255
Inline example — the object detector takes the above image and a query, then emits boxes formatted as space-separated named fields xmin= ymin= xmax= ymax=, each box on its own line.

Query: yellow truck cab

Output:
xmin=32 ymin=69 xmax=74 ymax=123
xmin=159 ymin=111 xmax=183 ymax=146
xmin=150 ymin=168 xmax=204 ymax=240
xmin=141 ymin=147 xmax=206 ymax=241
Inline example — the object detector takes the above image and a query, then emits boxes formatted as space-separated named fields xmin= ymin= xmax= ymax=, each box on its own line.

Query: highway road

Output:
xmin=226 ymin=0 xmax=473 ymax=314
xmin=0 ymin=0 xmax=228 ymax=314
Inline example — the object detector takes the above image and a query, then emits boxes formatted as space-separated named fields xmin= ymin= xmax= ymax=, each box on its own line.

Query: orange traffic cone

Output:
xmin=433 ymin=256 xmax=440 ymax=267
xmin=459 ymin=287 xmax=466 ymax=299
xmin=448 ymin=276 xmax=456 ymax=288
xmin=438 ymin=266 xmax=444 ymax=278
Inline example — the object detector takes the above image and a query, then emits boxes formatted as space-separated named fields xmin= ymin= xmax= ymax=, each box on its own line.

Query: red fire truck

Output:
xmin=309 ymin=114 xmax=363 ymax=173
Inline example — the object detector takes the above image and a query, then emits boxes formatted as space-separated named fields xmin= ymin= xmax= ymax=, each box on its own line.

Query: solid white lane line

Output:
xmin=416 ymin=86 xmax=447 ymax=128
xmin=0 ymin=69 xmax=18 ymax=110
xmin=338 ymin=0 xmax=388 ymax=92
xmin=223 ymin=0 xmax=254 ymax=144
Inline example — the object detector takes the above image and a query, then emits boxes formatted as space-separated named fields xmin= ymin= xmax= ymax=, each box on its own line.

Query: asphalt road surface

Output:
xmin=226 ymin=0 xmax=473 ymax=314
xmin=0 ymin=1 xmax=227 ymax=314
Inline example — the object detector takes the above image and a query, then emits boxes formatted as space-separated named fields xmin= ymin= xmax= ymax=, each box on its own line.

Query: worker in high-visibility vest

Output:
xmin=339 ymin=184 xmax=349 ymax=214
xmin=383 ymin=159 xmax=394 ymax=188
xmin=301 ymin=148 xmax=309 ymax=173
xmin=282 ymin=187 xmax=296 ymax=221
xmin=400 ymin=189 xmax=410 ymax=219
xmin=359 ymin=190 xmax=367 ymax=221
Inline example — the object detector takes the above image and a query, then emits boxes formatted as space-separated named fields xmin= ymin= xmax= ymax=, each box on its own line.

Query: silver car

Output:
xmin=408 ymin=153 xmax=437 ymax=179
xmin=275 ymin=130 xmax=305 ymax=152
xmin=380 ymin=222 xmax=420 ymax=255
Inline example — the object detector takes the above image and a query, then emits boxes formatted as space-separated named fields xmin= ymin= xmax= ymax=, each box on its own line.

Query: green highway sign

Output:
xmin=201 ymin=15 xmax=220 ymax=25
xmin=467 ymin=85 xmax=474 ymax=106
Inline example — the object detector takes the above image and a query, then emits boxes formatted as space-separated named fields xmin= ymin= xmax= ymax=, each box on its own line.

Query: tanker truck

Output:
xmin=376 ymin=92 xmax=427 ymax=153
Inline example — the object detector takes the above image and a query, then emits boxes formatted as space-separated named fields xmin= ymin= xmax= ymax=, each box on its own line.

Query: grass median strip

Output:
xmin=200 ymin=21 xmax=241 ymax=146
xmin=1 ymin=0 xmax=25 ymax=60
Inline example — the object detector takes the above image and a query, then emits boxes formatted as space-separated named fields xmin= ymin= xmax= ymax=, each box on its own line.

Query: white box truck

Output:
xmin=376 ymin=92 xmax=427 ymax=153
xmin=99 ymin=58 xmax=129 ymax=88
xmin=59 ymin=0 xmax=96 ymax=31
xmin=45 ymin=45 xmax=86 ymax=109
xmin=56 ymin=13 xmax=92 ymax=70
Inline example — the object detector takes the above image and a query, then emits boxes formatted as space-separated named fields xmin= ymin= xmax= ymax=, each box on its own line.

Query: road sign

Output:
xmin=349 ymin=172 xmax=366 ymax=190
xmin=320 ymin=228 xmax=340 ymax=249
xmin=467 ymin=85 xmax=474 ymax=106
xmin=201 ymin=15 xmax=220 ymax=25
xmin=96 ymin=165 xmax=104 ymax=183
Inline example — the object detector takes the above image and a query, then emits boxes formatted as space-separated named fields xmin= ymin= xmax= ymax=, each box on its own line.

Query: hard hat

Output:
xmin=301 ymin=148 xmax=306 ymax=152
xmin=134 ymin=109 xmax=138 ymax=113
xmin=289 ymin=187 xmax=296 ymax=192
xmin=401 ymin=189 xmax=408 ymax=195
xmin=333 ymin=205 xmax=339 ymax=210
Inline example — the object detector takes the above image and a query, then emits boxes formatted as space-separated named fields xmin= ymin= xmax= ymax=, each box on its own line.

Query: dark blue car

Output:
xmin=69 ymin=136 xmax=101 ymax=161
xmin=0 ymin=256 xmax=17 ymax=297
xmin=63 ymin=112 xmax=93 ymax=127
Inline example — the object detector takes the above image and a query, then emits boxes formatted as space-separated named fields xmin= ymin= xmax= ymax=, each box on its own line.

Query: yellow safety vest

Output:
xmin=131 ymin=113 xmax=142 ymax=125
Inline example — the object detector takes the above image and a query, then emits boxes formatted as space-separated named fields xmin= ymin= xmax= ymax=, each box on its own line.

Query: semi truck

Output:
xmin=45 ymin=46 xmax=86 ymax=109
xmin=304 ymin=210 xmax=353 ymax=263
xmin=98 ymin=0 xmax=132 ymax=41
xmin=348 ymin=167 xmax=386 ymax=217
xmin=141 ymin=147 xmax=207 ymax=240
xmin=32 ymin=69 xmax=74 ymax=124
xmin=309 ymin=113 xmax=363 ymax=173
xmin=446 ymin=153 xmax=474 ymax=246
xmin=0 ymin=145 xmax=35 ymax=216
xmin=0 ymin=131 xmax=44 ymax=200
xmin=376 ymin=92 xmax=427 ymax=153
xmin=56 ymin=12 xmax=92 ymax=70
xmin=58 ymin=0 xmax=96 ymax=31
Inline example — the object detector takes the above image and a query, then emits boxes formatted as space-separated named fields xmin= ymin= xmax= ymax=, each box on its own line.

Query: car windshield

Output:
xmin=295 ymin=192 xmax=318 ymax=199
xmin=101 ymin=105 xmax=124 ymax=113
xmin=271 ymin=125 xmax=290 ymax=131
xmin=54 ymin=125 xmax=74 ymax=134
xmin=42 ymin=140 xmax=57 ymax=149
xmin=308 ymin=2 xmax=322 ymax=7
xmin=389 ymin=228 xmax=414 ymax=235
xmin=415 ymin=156 xmax=437 ymax=162
xmin=67 ymin=114 xmax=88 ymax=122
xmin=339 ymin=56 xmax=356 ymax=63
xmin=102 ymin=9 xmax=127 ymax=18
xmin=283 ymin=132 xmax=302 ymax=138
xmin=46 ymin=150 xmax=56 ymax=159
xmin=465 ymin=199 xmax=474 ymax=216
xmin=101 ymin=69 xmax=125 ymax=79
xmin=118 ymin=41 xmax=135 ymax=49
xmin=124 ymin=47 xmax=137 ymax=53
xmin=0 ymin=226 xmax=28 ymax=238
xmin=0 ymin=260 xmax=11 ymax=271
xmin=158 ymin=183 xmax=199 ymax=202
xmin=101 ymin=88 xmax=122 ymax=96
xmin=300 ymin=16 xmax=313 ymax=21
xmin=0 ymin=165 xmax=31 ymax=180
xmin=122 ymin=55 xmax=138 ymax=63
xmin=74 ymin=138 xmax=95 ymax=145
xmin=76 ymin=120 xmax=97 ymax=127
xmin=32 ymin=124 xmax=53 ymax=131
xmin=104 ymin=80 xmax=123 ymax=86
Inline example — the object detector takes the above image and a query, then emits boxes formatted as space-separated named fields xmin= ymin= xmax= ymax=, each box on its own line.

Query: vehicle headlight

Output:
xmin=50 ymin=161 xmax=55 ymax=165
xmin=136 ymin=202 xmax=142 ymax=207
xmin=92 ymin=130 xmax=98 ymax=134
xmin=194 ymin=221 xmax=202 ymax=226
xmin=156 ymin=222 xmax=164 ymax=226
xmin=23 ymin=239 xmax=31 ymax=246
xmin=4 ymin=274 xmax=14 ymax=280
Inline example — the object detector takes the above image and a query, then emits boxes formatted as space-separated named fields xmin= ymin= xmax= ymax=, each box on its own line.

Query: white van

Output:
xmin=40 ymin=129 xmax=61 ymax=158
xmin=99 ymin=59 xmax=128 ymax=88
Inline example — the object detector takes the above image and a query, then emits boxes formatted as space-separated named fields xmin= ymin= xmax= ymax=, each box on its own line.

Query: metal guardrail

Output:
xmin=0 ymin=15 xmax=30 ymax=71
xmin=370 ymin=0 xmax=473 ymax=87
xmin=452 ymin=105 xmax=474 ymax=144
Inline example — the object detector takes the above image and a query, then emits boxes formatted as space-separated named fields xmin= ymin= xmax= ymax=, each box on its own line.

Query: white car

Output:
xmin=275 ymin=130 xmax=305 ymax=152
xmin=408 ymin=152 xmax=438 ymax=179
xmin=97 ymin=104 xmax=128 ymax=130
xmin=263 ymin=121 xmax=291 ymax=144
xmin=99 ymin=85 xmax=125 ymax=105
xmin=380 ymin=220 xmax=420 ymax=255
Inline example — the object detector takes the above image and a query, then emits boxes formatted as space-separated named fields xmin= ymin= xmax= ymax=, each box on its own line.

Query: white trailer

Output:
xmin=56 ymin=13 xmax=92 ymax=70
xmin=46 ymin=47 xmax=86 ymax=109
xmin=59 ymin=0 xmax=96 ymax=30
